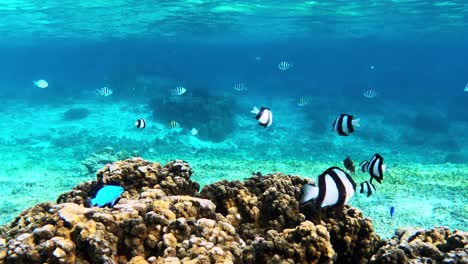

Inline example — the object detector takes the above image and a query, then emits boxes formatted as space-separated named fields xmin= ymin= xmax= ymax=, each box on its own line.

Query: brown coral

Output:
xmin=199 ymin=173 xmax=308 ymax=232
xmin=200 ymin=172 xmax=380 ymax=263
xmin=370 ymin=226 xmax=468 ymax=264
xmin=0 ymin=158 xmax=466 ymax=264
xmin=245 ymin=221 xmax=336 ymax=263
xmin=57 ymin=158 xmax=199 ymax=206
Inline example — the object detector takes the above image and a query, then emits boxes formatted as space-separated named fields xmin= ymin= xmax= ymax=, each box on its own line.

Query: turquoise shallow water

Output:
xmin=0 ymin=0 xmax=467 ymax=239
xmin=0 ymin=98 xmax=466 ymax=238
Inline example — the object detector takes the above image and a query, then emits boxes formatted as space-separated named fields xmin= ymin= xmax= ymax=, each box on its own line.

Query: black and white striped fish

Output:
xmin=169 ymin=120 xmax=179 ymax=128
xmin=332 ymin=114 xmax=360 ymax=136
xmin=360 ymin=153 xmax=385 ymax=184
xmin=251 ymin=106 xmax=273 ymax=127
xmin=359 ymin=181 xmax=376 ymax=197
xmin=297 ymin=97 xmax=307 ymax=107
xmin=300 ymin=167 xmax=356 ymax=208
xmin=278 ymin=61 xmax=292 ymax=71
xmin=359 ymin=161 xmax=370 ymax=173
xmin=233 ymin=83 xmax=248 ymax=92
xmin=363 ymin=89 xmax=377 ymax=99
xmin=171 ymin=86 xmax=186 ymax=96
xmin=135 ymin=118 xmax=146 ymax=129
xmin=96 ymin=87 xmax=113 ymax=96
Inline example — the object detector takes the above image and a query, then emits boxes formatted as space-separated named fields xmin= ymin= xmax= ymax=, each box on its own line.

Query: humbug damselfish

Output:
xmin=300 ymin=167 xmax=356 ymax=208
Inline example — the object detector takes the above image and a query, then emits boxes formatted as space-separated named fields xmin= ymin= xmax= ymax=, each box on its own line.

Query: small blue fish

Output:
xmin=91 ymin=185 xmax=124 ymax=208
xmin=390 ymin=206 xmax=395 ymax=217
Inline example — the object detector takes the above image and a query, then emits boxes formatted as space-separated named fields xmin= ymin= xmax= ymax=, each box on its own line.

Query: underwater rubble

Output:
xmin=0 ymin=158 xmax=466 ymax=263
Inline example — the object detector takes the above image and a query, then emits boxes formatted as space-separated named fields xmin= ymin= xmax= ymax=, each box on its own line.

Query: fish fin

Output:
xmin=300 ymin=184 xmax=319 ymax=204
xmin=352 ymin=118 xmax=361 ymax=127
xmin=250 ymin=106 xmax=259 ymax=114
xmin=374 ymin=177 xmax=382 ymax=184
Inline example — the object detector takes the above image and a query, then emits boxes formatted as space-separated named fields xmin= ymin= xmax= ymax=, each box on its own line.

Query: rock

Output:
xmin=32 ymin=224 xmax=56 ymax=240
xmin=63 ymin=107 xmax=90 ymax=121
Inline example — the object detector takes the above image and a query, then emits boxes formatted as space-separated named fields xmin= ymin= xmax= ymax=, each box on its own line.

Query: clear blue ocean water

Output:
xmin=0 ymin=1 xmax=467 ymax=238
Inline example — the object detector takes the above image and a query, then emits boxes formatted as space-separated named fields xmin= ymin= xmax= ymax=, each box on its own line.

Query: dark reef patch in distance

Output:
xmin=149 ymin=89 xmax=239 ymax=142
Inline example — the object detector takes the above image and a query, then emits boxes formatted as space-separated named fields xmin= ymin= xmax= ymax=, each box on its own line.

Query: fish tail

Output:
xmin=250 ymin=106 xmax=259 ymax=114
xmin=352 ymin=118 xmax=361 ymax=127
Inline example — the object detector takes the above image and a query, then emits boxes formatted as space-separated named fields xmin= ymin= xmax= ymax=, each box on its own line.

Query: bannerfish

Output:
xmin=343 ymin=156 xmax=355 ymax=174
xmin=96 ymin=86 xmax=113 ymax=96
xmin=135 ymin=118 xmax=146 ymax=129
xmin=359 ymin=181 xmax=376 ymax=197
xmin=278 ymin=61 xmax=292 ymax=71
xmin=390 ymin=206 xmax=395 ymax=217
xmin=169 ymin=120 xmax=179 ymax=128
xmin=363 ymin=89 xmax=377 ymax=99
xmin=332 ymin=114 xmax=360 ymax=136
xmin=464 ymin=83 xmax=468 ymax=92
xmin=34 ymin=79 xmax=48 ymax=89
xmin=91 ymin=185 xmax=124 ymax=208
xmin=300 ymin=167 xmax=356 ymax=208
xmin=190 ymin=128 xmax=198 ymax=136
xmin=251 ymin=106 xmax=273 ymax=127
xmin=297 ymin=97 xmax=307 ymax=107
xmin=233 ymin=83 xmax=248 ymax=92
xmin=171 ymin=86 xmax=186 ymax=96
xmin=360 ymin=153 xmax=386 ymax=184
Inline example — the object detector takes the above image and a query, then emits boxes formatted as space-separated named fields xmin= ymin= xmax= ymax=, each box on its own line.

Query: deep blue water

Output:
xmin=1 ymin=39 xmax=467 ymax=117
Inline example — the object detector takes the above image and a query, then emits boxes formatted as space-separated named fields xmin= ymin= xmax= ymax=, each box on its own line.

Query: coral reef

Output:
xmin=200 ymin=173 xmax=380 ymax=263
xmin=370 ymin=226 xmax=468 ymax=263
xmin=0 ymin=158 xmax=466 ymax=264
xmin=444 ymin=152 xmax=467 ymax=164
xmin=149 ymin=91 xmax=238 ymax=142
xmin=411 ymin=111 xmax=449 ymax=134
xmin=81 ymin=147 xmax=137 ymax=174
xmin=448 ymin=95 xmax=468 ymax=123
xmin=63 ymin=107 xmax=90 ymax=121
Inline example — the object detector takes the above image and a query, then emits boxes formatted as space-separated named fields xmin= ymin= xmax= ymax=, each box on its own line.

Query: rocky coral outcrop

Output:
xmin=63 ymin=107 xmax=90 ymax=121
xmin=200 ymin=173 xmax=380 ymax=263
xmin=370 ymin=226 xmax=468 ymax=264
xmin=0 ymin=158 xmax=466 ymax=264
xmin=61 ymin=158 xmax=199 ymax=206
xmin=0 ymin=159 xmax=238 ymax=263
